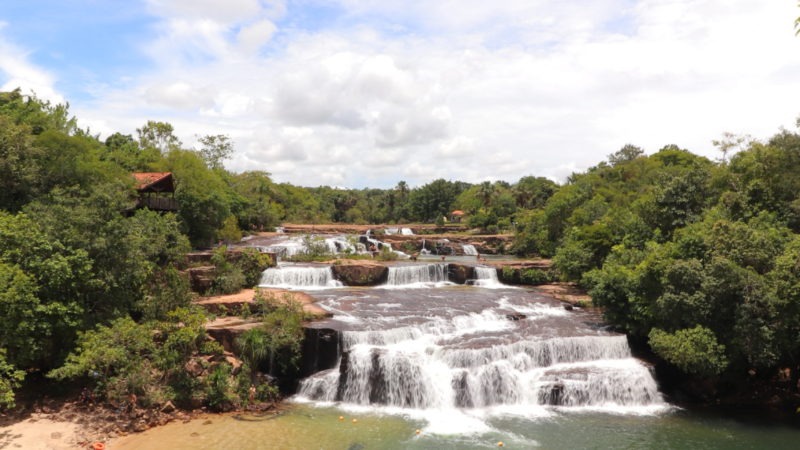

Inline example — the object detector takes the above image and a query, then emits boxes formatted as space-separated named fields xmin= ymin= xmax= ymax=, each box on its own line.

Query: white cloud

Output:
xmin=64 ymin=0 xmax=800 ymax=189
xmin=0 ymin=25 xmax=63 ymax=104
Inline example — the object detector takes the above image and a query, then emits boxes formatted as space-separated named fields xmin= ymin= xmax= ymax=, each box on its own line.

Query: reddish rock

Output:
xmin=331 ymin=261 xmax=388 ymax=286
xmin=447 ymin=263 xmax=473 ymax=284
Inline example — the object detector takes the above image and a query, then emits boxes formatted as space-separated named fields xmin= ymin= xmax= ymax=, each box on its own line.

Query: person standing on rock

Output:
xmin=127 ymin=392 xmax=137 ymax=413
xmin=248 ymin=385 xmax=256 ymax=406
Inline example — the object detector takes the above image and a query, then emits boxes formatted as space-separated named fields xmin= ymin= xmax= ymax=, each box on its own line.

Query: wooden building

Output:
xmin=132 ymin=172 xmax=178 ymax=212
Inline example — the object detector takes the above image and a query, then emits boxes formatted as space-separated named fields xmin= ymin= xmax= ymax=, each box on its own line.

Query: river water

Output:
xmin=115 ymin=264 xmax=800 ymax=449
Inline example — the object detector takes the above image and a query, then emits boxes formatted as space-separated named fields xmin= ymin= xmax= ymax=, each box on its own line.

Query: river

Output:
xmin=114 ymin=263 xmax=800 ymax=449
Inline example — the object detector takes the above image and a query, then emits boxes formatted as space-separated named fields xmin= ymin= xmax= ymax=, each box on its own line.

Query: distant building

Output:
xmin=450 ymin=210 xmax=465 ymax=223
xmin=132 ymin=172 xmax=178 ymax=212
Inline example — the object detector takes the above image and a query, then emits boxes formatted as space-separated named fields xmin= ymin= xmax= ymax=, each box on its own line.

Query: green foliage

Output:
xmin=217 ymin=215 xmax=243 ymax=244
xmin=197 ymin=134 xmax=233 ymax=170
xmin=204 ymin=362 xmax=236 ymax=411
xmin=237 ymin=293 xmax=305 ymax=376
xmin=161 ymin=149 xmax=234 ymax=247
xmin=48 ymin=307 xmax=212 ymax=406
xmin=519 ymin=268 xmax=551 ymax=285
xmin=235 ymin=248 xmax=273 ymax=287
xmin=137 ymin=120 xmax=181 ymax=154
xmin=375 ymin=246 xmax=399 ymax=261
xmin=648 ymin=326 xmax=728 ymax=376
xmin=286 ymin=235 xmax=335 ymax=262
xmin=409 ymin=179 xmax=470 ymax=223
xmin=0 ymin=348 xmax=24 ymax=410
xmin=210 ymin=247 xmax=246 ymax=295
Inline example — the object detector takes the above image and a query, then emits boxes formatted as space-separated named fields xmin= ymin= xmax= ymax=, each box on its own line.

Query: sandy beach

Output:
xmin=0 ymin=415 xmax=83 ymax=450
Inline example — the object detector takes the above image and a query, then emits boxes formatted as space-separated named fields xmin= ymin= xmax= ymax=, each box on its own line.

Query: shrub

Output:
xmin=520 ymin=269 xmax=550 ymax=285
xmin=205 ymin=363 xmax=236 ymax=411
xmin=0 ymin=348 xmax=24 ymax=410
xmin=234 ymin=248 xmax=273 ymax=287
xmin=648 ymin=326 xmax=728 ymax=376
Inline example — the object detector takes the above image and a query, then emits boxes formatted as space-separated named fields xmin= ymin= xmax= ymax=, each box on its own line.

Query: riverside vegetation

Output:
xmin=1 ymin=89 xmax=800 ymax=415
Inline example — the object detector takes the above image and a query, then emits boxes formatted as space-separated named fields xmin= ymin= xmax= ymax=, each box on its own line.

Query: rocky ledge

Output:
xmin=330 ymin=260 xmax=388 ymax=286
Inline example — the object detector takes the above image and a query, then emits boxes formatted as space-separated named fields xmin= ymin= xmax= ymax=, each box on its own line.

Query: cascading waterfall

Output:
xmin=385 ymin=264 xmax=450 ymax=286
xmin=298 ymin=311 xmax=663 ymax=411
xmin=472 ymin=266 xmax=503 ymax=288
xmin=259 ymin=265 xmax=343 ymax=289
xmin=462 ymin=244 xmax=478 ymax=256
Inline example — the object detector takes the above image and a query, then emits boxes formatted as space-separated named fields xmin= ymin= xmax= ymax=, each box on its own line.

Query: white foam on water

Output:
xmin=496 ymin=296 xmax=568 ymax=317
xmin=258 ymin=265 xmax=343 ymax=290
xmin=295 ymin=282 xmax=670 ymax=438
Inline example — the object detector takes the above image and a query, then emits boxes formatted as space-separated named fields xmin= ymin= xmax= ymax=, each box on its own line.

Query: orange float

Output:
xmin=92 ymin=443 xmax=106 ymax=450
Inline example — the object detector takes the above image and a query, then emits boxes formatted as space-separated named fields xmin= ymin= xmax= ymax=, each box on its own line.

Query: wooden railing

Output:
xmin=137 ymin=196 xmax=178 ymax=211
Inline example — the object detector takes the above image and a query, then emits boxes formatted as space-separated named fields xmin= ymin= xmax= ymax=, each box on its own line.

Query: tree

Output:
xmin=712 ymin=132 xmax=752 ymax=164
xmin=137 ymin=120 xmax=181 ymax=155
xmin=197 ymin=134 xmax=233 ymax=170
xmin=0 ymin=348 xmax=24 ymax=410
xmin=513 ymin=176 xmax=557 ymax=210
xmin=607 ymin=144 xmax=644 ymax=166
xmin=649 ymin=326 xmax=728 ymax=376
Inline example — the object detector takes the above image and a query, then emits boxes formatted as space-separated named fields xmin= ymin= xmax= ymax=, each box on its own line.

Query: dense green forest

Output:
xmin=1 ymin=88 xmax=799 ymax=410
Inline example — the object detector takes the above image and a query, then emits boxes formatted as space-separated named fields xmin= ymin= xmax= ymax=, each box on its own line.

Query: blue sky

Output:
xmin=1 ymin=1 xmax=799 ymax=188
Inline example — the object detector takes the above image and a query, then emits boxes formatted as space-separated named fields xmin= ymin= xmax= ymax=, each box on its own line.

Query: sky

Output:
xmin=1 ymin=1 xmax=799 ymax=188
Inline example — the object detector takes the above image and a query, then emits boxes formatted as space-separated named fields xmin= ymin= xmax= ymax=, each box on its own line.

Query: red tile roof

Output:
xmin=133 ymin=172 xmax=173 ymax=191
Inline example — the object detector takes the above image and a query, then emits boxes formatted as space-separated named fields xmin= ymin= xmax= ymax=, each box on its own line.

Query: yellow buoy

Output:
xmin=339 ymin=416 xmax=344 ymax=421
xmin=352 ymin=418 xmax=358 ymax=423
xmin=497 ymin=442 xmax=504 ymax=447
xmin=415 ymin=429 xmax=421 ymax=435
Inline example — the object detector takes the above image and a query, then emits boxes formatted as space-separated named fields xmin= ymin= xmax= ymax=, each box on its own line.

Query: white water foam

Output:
xmin=472 ymin=266 xmax=507 ymax=289
xmin=258 ymin=265 xmax=343 ymax=290
xmin=297 ymin=307 xmax=667 ymax=431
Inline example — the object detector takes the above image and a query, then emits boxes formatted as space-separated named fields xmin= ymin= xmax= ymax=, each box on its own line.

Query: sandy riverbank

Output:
xmin=0 ymin=415 xmax=82 ymax=450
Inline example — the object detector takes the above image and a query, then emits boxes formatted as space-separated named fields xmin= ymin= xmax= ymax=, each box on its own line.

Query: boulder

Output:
xmin=331 ymin=261 xmax=388 ymax=286
xmin=447 ymin=263 xmax=473 ymax=284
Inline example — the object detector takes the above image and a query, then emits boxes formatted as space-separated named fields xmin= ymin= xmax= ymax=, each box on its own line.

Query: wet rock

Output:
xmin=447 ymin=263 xmax=473 ymax=285
xmin=562 ymin=303 xmax=574 ymax=311
xmin=331 ymin=262 xmax=388 ymax=286
xmin=506 ymin=313 xmax=527 ymax=321
xmin=301 ymin=327 xmax=340 ymax=377
xmin=160 ymin=401 xmax=177 ymax=414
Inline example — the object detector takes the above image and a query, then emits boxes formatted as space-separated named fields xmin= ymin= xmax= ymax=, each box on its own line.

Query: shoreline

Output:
xmin=0 ymin=398 xmax=284 ymax=449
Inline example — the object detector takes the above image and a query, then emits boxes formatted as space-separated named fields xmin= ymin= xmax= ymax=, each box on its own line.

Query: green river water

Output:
xmin=113 ymin=403 xmax=800 ymax=449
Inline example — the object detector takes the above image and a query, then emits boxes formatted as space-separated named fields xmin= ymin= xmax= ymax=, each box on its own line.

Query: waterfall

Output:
xmin=324 ymin=237 xmax=355 ymax=254
xmin=385 ymin=264 xmax=450 ymax=287
xmin=297 ymin=312 xmax=663 ymax=411
xmin=420 ymin=239 xmax=430 ymax=255
xmin=462 ymin=244 xmax=478 ymax=256
xmin=472 ymin=266 xmax=503 ymax=288
xmin=400 ymin=228 xmax=414 ymax=236
xmin=258 ymin=265 xmax=343 ymax=290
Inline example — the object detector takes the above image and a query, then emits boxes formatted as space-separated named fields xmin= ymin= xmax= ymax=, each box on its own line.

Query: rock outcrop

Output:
xmin=447 ymin=263 xmax=474 ymax=284
xmin=331 ymin=261 xmax=388 ymax=286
